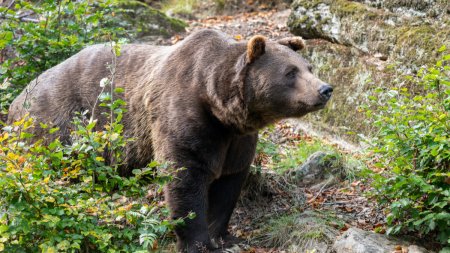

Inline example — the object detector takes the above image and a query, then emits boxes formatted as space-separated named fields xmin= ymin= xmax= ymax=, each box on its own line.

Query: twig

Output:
xmin=308 ymin=179 xmax=332 ymax=203
xmin=17 ymin=10 xmax=34 ymax=19
xmin=56 ymin=0 xmax=62 ymax=42
xmin=0 ymin=13 xmax=39 ymax=23
xmin=19 ymin=17 xmax=38 ymax=23
xmin=7 ymin=0 xmax=15 ymax=10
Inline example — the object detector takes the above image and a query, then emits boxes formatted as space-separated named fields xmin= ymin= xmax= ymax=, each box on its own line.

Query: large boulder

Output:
xmin=288 ymin=0 xmax=449 ymax=63
xmin=108 ymin=1 xmax=187 ymax=42
xmin=287 ymin=0 xmax=450 ymax=141
xmin=333 ymin=228 xmax=433 ymax=253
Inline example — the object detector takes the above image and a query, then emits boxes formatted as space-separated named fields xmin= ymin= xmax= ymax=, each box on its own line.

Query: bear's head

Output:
xmin=232 ymin=35 xmax=333 ymax=130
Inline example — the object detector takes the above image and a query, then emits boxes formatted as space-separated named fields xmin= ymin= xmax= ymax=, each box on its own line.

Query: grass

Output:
xmin=276 ymin=139 xmax=336 ymax=172
xmin=255 ymin=124 xmax=366 ymax=182
xmin=255 ymin=210 xmax=343 ymax=252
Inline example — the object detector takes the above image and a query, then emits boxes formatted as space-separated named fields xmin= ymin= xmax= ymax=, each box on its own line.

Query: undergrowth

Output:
xmin=255 ymin=124 xmax=364 ymax=182
xmin=256 ymin=210 xmax=342 ymax=252
xmin=362 ymin=46 xmax=450 ymax=249
xmin=0 ymin=42 xmax=184 ymax=252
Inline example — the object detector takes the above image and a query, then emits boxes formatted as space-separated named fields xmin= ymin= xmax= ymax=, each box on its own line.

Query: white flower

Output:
xmin=100 ymin=77 xmax=109 ymax=88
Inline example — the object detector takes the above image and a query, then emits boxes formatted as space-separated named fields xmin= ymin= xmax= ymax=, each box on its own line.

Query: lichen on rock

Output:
xmin=287 ymin=0 xmax=449 ymax=140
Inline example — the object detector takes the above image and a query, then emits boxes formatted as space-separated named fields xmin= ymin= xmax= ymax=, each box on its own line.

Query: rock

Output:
xmin=333 ymin=228 xmax=433 ymax=253
xmin=288 ymin=0 xmax=449 ymax=61
xmin=355 ymin=0 xmax=448 ymax=18
xmin=109 ymin=1 xmax=186 ymax=42
xmin=287 ymin=151 xmax=343 ymax=187
xmin=287 ymin=0 xmax=450 ymax=141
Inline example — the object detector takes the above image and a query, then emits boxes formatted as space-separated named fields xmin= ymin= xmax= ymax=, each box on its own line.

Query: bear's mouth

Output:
xmin=313 ymin=101 xmax=327 ymax=108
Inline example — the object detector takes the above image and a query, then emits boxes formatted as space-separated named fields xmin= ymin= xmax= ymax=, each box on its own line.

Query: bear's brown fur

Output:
xmin=8 ymin=29 xmax=332 ymax=253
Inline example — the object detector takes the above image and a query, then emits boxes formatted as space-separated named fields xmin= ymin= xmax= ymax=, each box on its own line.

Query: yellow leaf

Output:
xmin=0 ymin=132 xmax=8 ymax=141
xmin=23 ymin=166 xmax=33 ymax=173
xmin=23 ymin=117 xmax=34 ymax=129
xmin=7 ymin=152 xmax=19 ymax=160
xmin=95 ymin=156 xmax=105 ymax=162
xmin=110 ymin=133 xmax=119 ymax=141
xmin=47 ymin=246 xmax=57 ymax=253
xmin=45 ymin=197 xmax=55 ymax=203
xmin=234 ymin=34 xmax=243 ymax=41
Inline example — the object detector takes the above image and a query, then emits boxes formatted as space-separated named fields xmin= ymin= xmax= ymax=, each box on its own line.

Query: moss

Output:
xmin=331 ymin=0 xmax=371 ymax=18
xmin=393 ymin=25 xmax=450 ymax=65
xmin=399 ymin=26 xmax=439 ymax=48
xmin=290 ymin=14 xmax=309 ymax=26
xmin=114 ymin=0 xmax=187 ymax=39
xmin=383 ymin=0 xmax=432 ymax=11
xmin=287 ymin=2 xmax=338 ymax=42
xmin=291 ymin=0 xmax=325 ymax=10
xmin=288 ymin=14 xmax=331 ymax=41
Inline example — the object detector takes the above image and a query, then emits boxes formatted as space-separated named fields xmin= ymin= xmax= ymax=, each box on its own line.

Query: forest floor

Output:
xmin=156 ymin=4 xmax=388 ymax=252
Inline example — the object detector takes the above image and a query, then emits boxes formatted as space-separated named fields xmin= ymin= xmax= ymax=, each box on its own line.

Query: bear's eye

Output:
xmin=285 ymin=68 xmax=298 ymax=78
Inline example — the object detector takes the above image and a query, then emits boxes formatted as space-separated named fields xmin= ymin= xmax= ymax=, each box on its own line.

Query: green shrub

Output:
xmin=363 ymin=46 xmax=450 ymax=246
xmin=0 ymin=43 xmax=184 ymax=252
xmin=0 ymin=0 xmax=131 ymax=116
xmin=0 ymin=0 xmax=187 ymax=118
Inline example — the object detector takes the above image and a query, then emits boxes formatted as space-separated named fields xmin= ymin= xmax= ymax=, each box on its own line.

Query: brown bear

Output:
xmin=8 ymin=29 xmax=333 ymax=252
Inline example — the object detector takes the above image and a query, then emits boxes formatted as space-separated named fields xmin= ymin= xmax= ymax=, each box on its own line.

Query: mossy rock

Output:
xmin=363 ymin=0 xmax=450 ymax=18
xmin=288 ymin=0 xmax=450 ymax=140
xmin=107 ymin=0 xmax=187 ymax=41
xmin=288 ymin=0 xmax=449 ymax=63
xmin=298 ymin=40 xmax=375 ymax=138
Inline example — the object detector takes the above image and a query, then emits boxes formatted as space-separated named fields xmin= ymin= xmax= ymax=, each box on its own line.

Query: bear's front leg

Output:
xmin=208 ymin=134 xmax=257 ymax=245
xmin=207 ymin=169 xmax=249 ymax=240
xmin=166 ymin=167 xmax=215 ymax=253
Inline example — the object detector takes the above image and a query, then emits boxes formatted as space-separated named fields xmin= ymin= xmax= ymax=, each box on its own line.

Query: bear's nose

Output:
xmin=318 ymin=84 xmax=333 ymax=100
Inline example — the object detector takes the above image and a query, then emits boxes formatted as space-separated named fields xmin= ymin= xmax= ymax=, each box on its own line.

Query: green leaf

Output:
xmin=86 ymin=120 xmax=97 ymax=130
xmin=429 ymin=220 xmax=436 ymax=230
xmin=114 ymin=87 xmax=125 ymax=93
xmin=0 ymin=31 xmax=13 ymax=49
xmin=39 ymin=122 xmax=48 ymax=129
xmin=49 ymin=127 xmax=60 ymax=134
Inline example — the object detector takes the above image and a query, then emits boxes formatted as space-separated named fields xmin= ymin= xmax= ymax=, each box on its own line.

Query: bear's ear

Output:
xmin=247 ymin=35 xmax=266 ymax=64
xmin=277 ymin=37 xmax=305 ymax=51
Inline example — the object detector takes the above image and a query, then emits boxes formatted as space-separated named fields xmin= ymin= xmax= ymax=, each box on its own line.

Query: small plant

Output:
xmin=257 ymin=210 xmax=342 ymax=252
xmin=363 ymin=46 xmax=450 ymax=247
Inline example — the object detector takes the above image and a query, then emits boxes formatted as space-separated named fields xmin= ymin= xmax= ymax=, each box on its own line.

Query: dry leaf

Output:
xmin=171 ymin=35 xmax=182 ymax=44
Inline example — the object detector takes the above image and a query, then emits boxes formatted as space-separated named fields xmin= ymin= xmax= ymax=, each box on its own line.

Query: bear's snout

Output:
xmin=318 ymin=84 xmax=333 ymax=101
